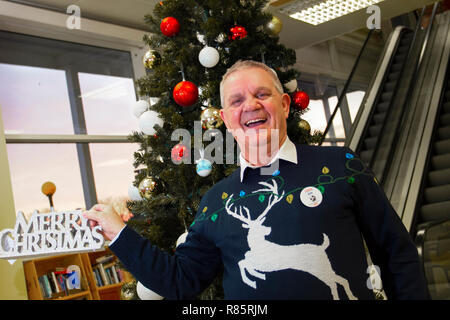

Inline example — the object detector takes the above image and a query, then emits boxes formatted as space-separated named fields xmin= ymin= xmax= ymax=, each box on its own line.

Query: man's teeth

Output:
xmin=245 ymin=119 xmax=266 ymax=126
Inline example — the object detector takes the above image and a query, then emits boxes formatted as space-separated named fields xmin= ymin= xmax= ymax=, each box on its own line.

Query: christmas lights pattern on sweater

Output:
xmin=190 ymin=147 xmax=374 ymax=299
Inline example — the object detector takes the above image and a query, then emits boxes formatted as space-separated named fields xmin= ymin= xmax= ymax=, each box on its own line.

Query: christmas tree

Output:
xmin=125 ymin=0 xmax=323 ymax=300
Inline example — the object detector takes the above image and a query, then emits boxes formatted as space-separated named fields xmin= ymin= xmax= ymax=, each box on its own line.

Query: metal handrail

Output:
xmin=414 ymin=218 xmax=449 ymax=300
xmin=318 ymin=29 xmax=374 ymax=145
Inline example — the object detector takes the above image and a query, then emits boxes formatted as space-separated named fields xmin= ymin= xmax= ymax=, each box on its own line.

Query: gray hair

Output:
xmin=219 ymin=60 xmax=284 ymax=108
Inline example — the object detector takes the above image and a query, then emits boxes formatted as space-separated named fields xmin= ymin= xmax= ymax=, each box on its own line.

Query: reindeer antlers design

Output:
xmin=224 ymin=179 xmax=285 ymax=225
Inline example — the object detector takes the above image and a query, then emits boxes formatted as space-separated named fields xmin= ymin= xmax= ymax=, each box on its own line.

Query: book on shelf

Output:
xmin=36 ymin=266 xmax=82 ymax=299
xmin=91 ymin=257 xmax=123 ymax=287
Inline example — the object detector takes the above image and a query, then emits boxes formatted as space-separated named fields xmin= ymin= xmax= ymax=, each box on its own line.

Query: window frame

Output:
xmin=0 ymin=7 xmax=147 ymax=210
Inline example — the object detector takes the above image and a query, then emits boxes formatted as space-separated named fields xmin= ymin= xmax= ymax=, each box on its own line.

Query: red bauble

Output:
xmin=160 ymin=17 xmax=180 ymax=37
xmin=173 ymin=81 xmax=199 ymax=107
xmin=229 ymin=25 xmax=248 ymax=40
xmin=171 ymin=143 xmax=190 ymax=163
xmin=292 ymin=90 xmax=310 ymax=110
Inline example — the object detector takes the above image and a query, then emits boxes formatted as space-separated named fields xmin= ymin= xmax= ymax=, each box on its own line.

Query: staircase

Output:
xmin=420 ymin=79 xmax=450 ymax=223
xmin=359 ymin=31 xmax=414 ymax=167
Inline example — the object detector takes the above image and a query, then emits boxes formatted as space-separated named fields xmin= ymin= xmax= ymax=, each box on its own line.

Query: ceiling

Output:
xmin=6 ymin=0 xmax=438 ymax=49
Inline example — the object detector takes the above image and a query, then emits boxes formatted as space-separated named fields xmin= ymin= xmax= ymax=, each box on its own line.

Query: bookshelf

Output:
xmin=23 ymin=248 xmax=132 ymax=300
xmin=82 ymin=247 xmax=133 ymax=300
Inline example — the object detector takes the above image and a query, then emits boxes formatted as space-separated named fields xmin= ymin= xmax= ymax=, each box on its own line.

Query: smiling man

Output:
xmin=219 ymin=60 xmax=291 ymax=167
xmin=83 ymin=60 xmax=429 ymax=300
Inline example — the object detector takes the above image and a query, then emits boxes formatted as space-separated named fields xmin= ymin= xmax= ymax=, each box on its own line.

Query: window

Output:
xmin=5 ymin=144 xmax=84 ymax=220
xmin=0 ymin=64 xmax=74 ymax=135
xmin=298 ymin=77 xmax=367 ymax=147
xmin=346 ymin=90 xmax=366 ymax=123
xmin=0 ymin=31 xmax=138 ymax=218
xmin=78 ymin=73 xmax=138 ymax=135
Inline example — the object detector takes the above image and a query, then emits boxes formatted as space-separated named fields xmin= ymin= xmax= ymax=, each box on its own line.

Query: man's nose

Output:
xmin=242 ymin=96 xmax=261 ymax=112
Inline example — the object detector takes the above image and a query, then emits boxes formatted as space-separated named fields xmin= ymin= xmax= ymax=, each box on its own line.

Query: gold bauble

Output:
xmin=142 ymin=49 xmax=161 ymax=69
xmin=120 ymin=284 xmax=135 ymax=300
xmin=41 ymin=181 xmax=56 ymax=196
xmin=298 ymin=119 xmax=311 ymax=133
xmin=138 ymin=176 xmax=158 ymax=199
xmin=267 ymin=16 xmax=283 ymax=36
xmin=201 ymin=107 xmax=223 ymax=130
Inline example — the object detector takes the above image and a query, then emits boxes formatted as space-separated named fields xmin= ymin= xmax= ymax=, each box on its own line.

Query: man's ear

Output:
xmin=281 ymin=93 xmax=291 ymax=118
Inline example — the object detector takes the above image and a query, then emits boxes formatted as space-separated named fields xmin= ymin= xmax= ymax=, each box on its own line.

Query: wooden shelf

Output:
xmin=51 ymin=290 xmax=91 ymax=300
xmin=23 ymin=248 xmax=133 ymax=300
xmin=98 ymin=282 xmax=124 ymax=291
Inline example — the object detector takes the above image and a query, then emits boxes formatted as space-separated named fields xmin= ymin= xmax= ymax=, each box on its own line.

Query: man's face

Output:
xmin=220 ymin=67 xmax=291 ymax=155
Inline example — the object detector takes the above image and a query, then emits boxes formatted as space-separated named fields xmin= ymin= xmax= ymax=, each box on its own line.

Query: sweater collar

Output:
xmin=239 ymin=136 xmax=298 ymax=182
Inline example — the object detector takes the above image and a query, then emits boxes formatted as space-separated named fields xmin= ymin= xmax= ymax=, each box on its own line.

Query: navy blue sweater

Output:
xmin=109 ymin=145 xmax=428 ymax=299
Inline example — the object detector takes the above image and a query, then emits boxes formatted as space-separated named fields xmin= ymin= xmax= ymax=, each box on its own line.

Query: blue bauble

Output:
xmin=196 ymin=159 xmax=212 ymax=177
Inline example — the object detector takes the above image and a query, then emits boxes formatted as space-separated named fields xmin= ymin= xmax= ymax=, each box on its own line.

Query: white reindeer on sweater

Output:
xmin=224 ymin=179 xmax=357 ymax=300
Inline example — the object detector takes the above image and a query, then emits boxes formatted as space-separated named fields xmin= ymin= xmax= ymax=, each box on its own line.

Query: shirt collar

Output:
xmin=239 ymin=136 xmax=298 ymax=182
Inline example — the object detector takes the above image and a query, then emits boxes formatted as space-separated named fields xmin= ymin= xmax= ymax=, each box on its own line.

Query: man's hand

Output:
xmin=82 ymin=204 xmax=126 ymax=241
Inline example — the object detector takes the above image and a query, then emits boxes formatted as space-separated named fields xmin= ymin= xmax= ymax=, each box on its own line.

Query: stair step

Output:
xmin=360 ymin=149 xmax=374 ymax=163
xmin=381 ymin=91 xmax=394 ymax=102
xmin=421 ymin=200 xmax=450 ymax=222
xmin=388 ymin=71 xmax=400 ymax=81
xmin=424 ymin=184 xmax=450 ymax=203
xmin=394 ymin=54 xmax=407 ymax=64
xmin=441 ymin=114 xmax=450 ymax=126
xmin=438 ymin=126 xmax=450 ymax=140
xmin=397 ymin=45 xmax=409 ymax=54
xmin=445 ymin=91 xmax=450 ymax=100
xmin=428 ymin=168 xmax=450 ymax=187
xmin=384 ymin=81 xmax=397 ymax=92
xmin=431 ymin=153 xmax=450 ymax=170
xmin=391 ymin=62 xmax=403 ymax=72
xmin=369 ymin=124 xmax=382 ymax=137
xmin=434 ymin=139 xmax=450 ymax=155
xmin=364 ymin=136 xmax=378 ymax=149
xmin=373 ymin=112 xmax=387 ymax=125
xmin=443 ymin=101 xmax=450 ymax=113
xmin=377 ymin=102 xmax=390 ymax=113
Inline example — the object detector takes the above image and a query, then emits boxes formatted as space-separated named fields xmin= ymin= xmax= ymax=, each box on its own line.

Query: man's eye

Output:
xmin=231 ymin=99 xmax=242 ymax=106
xmin=257 ymin=93 xmax=269 ymax=98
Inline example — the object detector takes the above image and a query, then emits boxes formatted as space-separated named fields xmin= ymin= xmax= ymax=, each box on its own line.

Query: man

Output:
xmin=83 ymin=60 xmax=428 ymax=300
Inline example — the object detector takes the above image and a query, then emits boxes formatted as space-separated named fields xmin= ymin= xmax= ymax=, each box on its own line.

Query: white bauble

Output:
xmin=136 ymin=281 xmax=164 ymax=300
xmin=138 ymin=110 xmax=164 ymax=135
xmin=284 ymin=79 xmax=298 ymax=93
xmin=199 ymin=46 xmax=220 ymax=68
xmin=196 ymin=159 xmax=212 ymax=177
xmin=128 ymin=183 xmax=143 ymax=201
xmin=176 ymin=231 xmax=188 ymax=247
xmin=132 ymin=100 xmax=150 ymax=118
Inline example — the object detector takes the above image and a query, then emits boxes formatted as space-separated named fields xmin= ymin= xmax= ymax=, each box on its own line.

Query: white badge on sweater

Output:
xmin=300 ymin=186 xmax=323 ymax=207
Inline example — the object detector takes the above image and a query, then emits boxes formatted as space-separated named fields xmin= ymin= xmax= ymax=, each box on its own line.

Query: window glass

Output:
xmin=328 ymin=96 xmax=345 ymax=138
xmin=301 ymin=99 xmax=327 ymax=133
xmin=90 ymin=143 xmax=138 ymax=202
xmin=6 ymin=144 xmax=84 ymax=220
xmin=89 ymin=143 xmax=138 ymax=222
xmin=78 ymin=73 xmax=138 ymax=135
xmin=346 ymin=90 xmax=365 ymax=123
xmin=0 ymin=63 xmax=74 ymax=134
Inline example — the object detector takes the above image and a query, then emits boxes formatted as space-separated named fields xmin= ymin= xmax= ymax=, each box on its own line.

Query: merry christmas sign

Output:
xmin=0 ymin=210 xmax=104 ymax=260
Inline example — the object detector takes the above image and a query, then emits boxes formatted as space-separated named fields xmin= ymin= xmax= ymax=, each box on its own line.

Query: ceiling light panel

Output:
xmin=278 ymin=0 xmax=385 ymax=25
